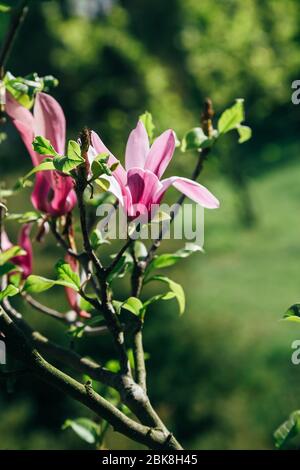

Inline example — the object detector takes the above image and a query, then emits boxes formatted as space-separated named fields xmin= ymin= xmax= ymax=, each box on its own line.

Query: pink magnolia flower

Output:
xmin=6 ymin=92 xmax=76 ymax=216
xmin=1 ymin=224 xmax=33 ymax=279
xmin=90 ymin=121 xmax=219 ymax=219
xmin=64 ymin=254 xmax=90 ymax=319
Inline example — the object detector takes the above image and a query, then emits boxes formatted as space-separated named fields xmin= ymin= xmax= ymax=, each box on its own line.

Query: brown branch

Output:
xmin=0 ymin=307 xmax=182 ymax=449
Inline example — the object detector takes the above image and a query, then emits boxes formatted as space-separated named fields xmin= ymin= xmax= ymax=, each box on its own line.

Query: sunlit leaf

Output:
xmin=0 ymin=284 xmax=19 ymax=302
xmin=274 ymin=410 xmax=300 ymax=449
xmin=218 ymin=99 xmax=245 ymax=134
xmin=62 ymin=418 xmax=100 ymax=445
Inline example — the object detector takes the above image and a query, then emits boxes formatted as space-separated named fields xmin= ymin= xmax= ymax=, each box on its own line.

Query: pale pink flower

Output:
xmin=1 ymin=224 xmax=33 ymax=279
xmin=6 ymin=92 xmax=76 ymax=216
xmin=90 ymin=121 xmax=219 ymax=218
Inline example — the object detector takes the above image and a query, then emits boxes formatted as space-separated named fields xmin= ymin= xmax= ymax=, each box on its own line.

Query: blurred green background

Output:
xmin=1 ymin=0 xmax=300 ymax=450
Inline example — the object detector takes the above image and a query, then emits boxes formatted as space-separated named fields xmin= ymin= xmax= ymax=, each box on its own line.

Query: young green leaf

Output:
xmin=146 ymin=243 xmax=202 ymax=273
xmin=94 ymin=177 xmax=110 ymax=192
xmin=23 ymin=275 xmax=76 ymax=294
xmin=53 ymin=153 xmax=84 ymax=174
xmin=282 ymin=304 xmax=300 ymax=323
xmin=106 ymin=252 xmax=133 ymax=284
xmin=0 ymin=262 xmax=17 ymax=277
xmin=218 ymin=99 xmax=245 ymax=134
xmin=0 ymin=3 xmax=11 ymax=13
xmin=237 ymin=125 xmax=252 ymax=143
xmin=32 ymin=136 xmax=57 ymax=156
xmin=121 ymin=297 xmax=144 ymax=316
xmin=0 ymin=246 xmax=26 ymax=265
xmin=181 ymin=127 xmax=213 ymax=152
xmin=141 ymin=292 xmax=176 ymax=320
xmin=19 ymin=160 xmax=55 ymax=186
xmin=67 ymin=140 xmax=82 ymax=160
xmin=274 ymin=410 xmax=300 ymax=449
xmin=0 ymin=284 xmax=19 ymax=302
xmin=6 ymin=211 xmax=41 ymax=224
xmin=139 ymin=111 xmax=155 ymax=142
xmin=90 ymin=229 xmax=110 ymax=250
xmin=145 ymin=275 xmax=185 ymax=315
xmin=55 ymin=259 xmax=81 ymax=291
xmin=62 ymin=418 xmax=100 ymax=445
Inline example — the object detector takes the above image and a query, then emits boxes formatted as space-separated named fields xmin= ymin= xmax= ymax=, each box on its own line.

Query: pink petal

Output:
xmin=125 ymin=120 xmax=149 ymax=171
xmin=91 ymin=131 xmax=127 ymax=186
xmin=64 ymin=254 xmax=78 ymax=311
xmin=157 ymin=177 xmax=220 ymax=209
xmin=5 ymin=92 xmax=39 ymax=165
xmin=1 ymin=230 xmax=12 ymax=251
xmin=31 ymin=172 xmax=52 ymax=213
xmin=15 ymin=224 xmax=33 ymax=278
xmin=145 ymin=129 xmax=176 ymax=179
xmin=100 ymin=175 xmax=125 ymax=207
xmin=127 ymin=168 xmax=163 ymax=217
xmin=64 ymin=254 xmax=89 ymax=318
xmin=34 ymin=92 xmax=66 ymax=154
xmin=9 ymin=224 xmax=33 ymax=279
xmin=48 ymin=172 xmax=76 ymax=216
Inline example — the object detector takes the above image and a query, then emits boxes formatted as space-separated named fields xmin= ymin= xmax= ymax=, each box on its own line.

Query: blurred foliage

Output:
xmin=1 ymin=0 xmax=300 ymax=450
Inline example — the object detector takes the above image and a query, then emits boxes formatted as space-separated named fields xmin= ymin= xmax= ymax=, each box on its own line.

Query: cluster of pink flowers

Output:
xmin=4 ymin=91 xmax=219 ymax=316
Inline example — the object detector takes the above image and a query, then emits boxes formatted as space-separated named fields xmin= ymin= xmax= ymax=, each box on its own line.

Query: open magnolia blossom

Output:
xmin=1 ymin=224 xmax=33 ymax=279
xmin=90 ymin=121 xmax=220 ymax=219
xmin=6 ymin=92 xmax=76 ymax=216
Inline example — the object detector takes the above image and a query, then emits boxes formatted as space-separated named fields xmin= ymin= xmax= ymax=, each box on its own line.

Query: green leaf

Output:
xmin=0 ymin=284 xmax=19 ymax=302
xmin=67 ymin=140 xmax=82 ymax=160
xmin=106 ymin=252 xmax=133 ymax=284
xmin=147 ymin=243 xmax=202 ymax=273
xmin=110 ymin=162 xmax=120 ymax=172
xmin=94 ymin=177 xmax=110 ymax=192
xmin=90 ymin=229 xmax=110 ymax=250
xmin=20 ymin=160 xmax=55 ymax=186
xmin=32 ymin=136 xmax=57 ymax=156
xmin=0 ymin=3 xmax=11 ymax=13
xmin=121 ymin=297 xmax=143 ymax=316
xmin=6 ymin=211 xmax=41 ymax=224
xmin=218 ymin=99 xmax=245 ymax=134
xmin=145 ymin=275 xmax=185 ymax=315
xmin=237 ymin=125 xmax=252 ymax=143
xmin=0 ymin=246 xmax=26 ymax=265
xmin=274 ymin=411 xmax=300 ymax=449
xmin=139 ymin=111 xmax=155 ymax=142
xmin=0 ymin=262 xmax=17 ymax=277
xmin=141 ymin=292 xmax=176 ymax=319
xmin=53 ymin=151 xmax=84 ymax=174
xmin=181 ymin=127 xmax=213 ymax=152
xmin=62 ymin=418 xmax=100 ymax=445
xmin=55 ymin=259 xmax=80 ymax=291
xmin=282 ymin=304 xmax=300 ymax=323
xmin=23 ymin=275 xmax=76 ymax=294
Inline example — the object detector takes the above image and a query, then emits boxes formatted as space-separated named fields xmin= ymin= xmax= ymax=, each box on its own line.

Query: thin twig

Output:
xmin=0 ymin=1 xmax=29 ymax=78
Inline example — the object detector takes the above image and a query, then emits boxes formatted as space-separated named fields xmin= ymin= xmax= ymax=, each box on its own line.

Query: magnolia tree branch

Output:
xmin=129 ymin=100 xmax=214 ymax=394
xmin=0 ymin=0 xmax=29 ymax=79
xmin=0 ymin=307 xmax=182 ymax=449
